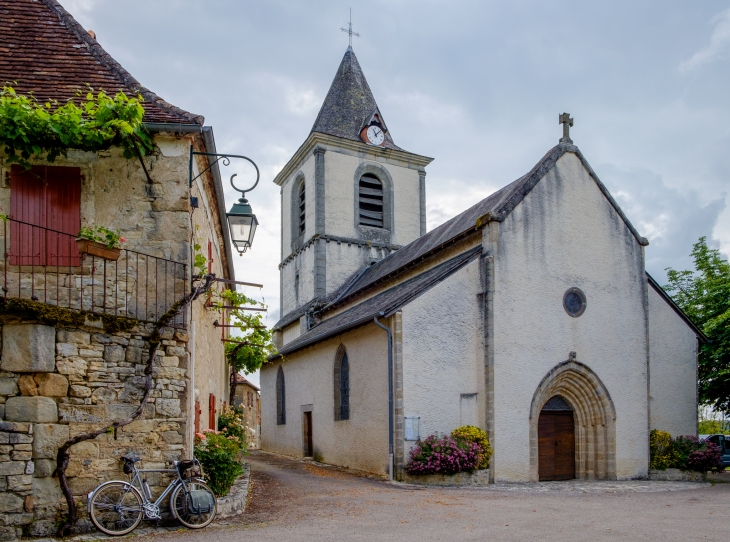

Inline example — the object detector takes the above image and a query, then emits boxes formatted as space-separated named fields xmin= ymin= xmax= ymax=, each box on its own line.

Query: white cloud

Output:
xmin=679 ymin=8 xmax=730 ymax=73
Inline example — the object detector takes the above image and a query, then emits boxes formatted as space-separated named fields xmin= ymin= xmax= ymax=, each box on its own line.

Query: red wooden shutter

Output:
xmin=194 ymin=401 xmax=201 ymax=434
xmin=208 ymin=393 xmax=216 ymax=430
xmin=10 ymin=165 xmax=80 ymax=266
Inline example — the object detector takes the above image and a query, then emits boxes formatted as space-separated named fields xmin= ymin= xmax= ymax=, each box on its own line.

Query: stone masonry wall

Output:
xmin=0 ymin=319 xmax=190 ymax=540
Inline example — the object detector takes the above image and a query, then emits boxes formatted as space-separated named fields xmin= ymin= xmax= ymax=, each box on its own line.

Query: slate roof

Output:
xmin=0 ymin=0 xmax=203 ymax=125
xmin=311 ymin=47 xmax=401 ymax=150
xmin=325 ymin=143 xmax=647 ymax=310
xmin=275 ymin=247 xmax=482 ymax=356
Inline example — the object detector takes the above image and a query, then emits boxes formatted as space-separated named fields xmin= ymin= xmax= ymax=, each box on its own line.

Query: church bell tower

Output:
xmin=272 ymin=46 xmax=433 ymax=330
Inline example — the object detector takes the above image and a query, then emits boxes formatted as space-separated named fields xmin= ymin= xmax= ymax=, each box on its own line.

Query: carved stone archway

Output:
xmin=529 ymin=358 xmax=617 ymax=482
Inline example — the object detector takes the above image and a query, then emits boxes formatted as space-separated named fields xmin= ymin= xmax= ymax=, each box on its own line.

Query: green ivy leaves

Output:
xmin=0 ymin=85 xmax=153 ymax=168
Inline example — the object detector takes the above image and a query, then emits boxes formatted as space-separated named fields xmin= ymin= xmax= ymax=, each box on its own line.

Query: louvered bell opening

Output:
xmin=298 ymin=183 xmax=306 ymax=236
xmin=358 ymin=174 xmax=384 ymax=228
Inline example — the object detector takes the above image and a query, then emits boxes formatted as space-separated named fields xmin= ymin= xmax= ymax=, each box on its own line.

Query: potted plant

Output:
xmin=76 ymin=225 xmax=126 ymax=261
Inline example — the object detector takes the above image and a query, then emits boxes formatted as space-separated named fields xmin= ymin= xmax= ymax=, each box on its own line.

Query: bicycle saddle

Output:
xmin=121 ymin=454 xmax=141 ymax=463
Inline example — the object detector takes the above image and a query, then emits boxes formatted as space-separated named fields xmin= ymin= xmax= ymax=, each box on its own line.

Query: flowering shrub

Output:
xmin=405 ymin=434 xmax=481 ymax=475
xmin=451 ymin=425 xmax=493 ymax=469
xmin=649 ymin=430 xmax=723 ymax=473
xmin=673 ymin=435 xmax=722 ymax=473
xmin=218 ymin=404 xmax=247 ymax=455
xmin=194 ymin=430 xmax=243 ymax=496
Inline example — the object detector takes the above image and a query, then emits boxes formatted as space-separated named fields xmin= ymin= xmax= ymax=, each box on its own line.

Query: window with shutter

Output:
xmin=208 ymin=393 xmax=216 ymax=430
xmin=358 ymin=174 xmax=384 ymax=228
xmin=10 ymin=165 xmax=81 ymax=266
xmin=298 ymin=180 xmax=306 ymax=236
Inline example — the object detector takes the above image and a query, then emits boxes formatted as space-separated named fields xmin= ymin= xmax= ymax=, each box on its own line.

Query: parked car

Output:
xmin=699 ymin=434 xmax=730 ymax=468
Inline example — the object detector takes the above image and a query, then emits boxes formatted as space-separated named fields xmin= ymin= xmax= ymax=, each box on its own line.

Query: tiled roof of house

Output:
xmin=235 ymin=373 xmax=260 ymax=391
xmin=311 ymin=47 xmax=401 ymax=151
xmin=0 ymin=0 xmax=203 ymax=125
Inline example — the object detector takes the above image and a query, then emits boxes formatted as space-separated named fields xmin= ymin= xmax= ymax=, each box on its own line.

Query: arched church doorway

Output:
xmin=529 ymin=358 xmax=617 ymax=482
xmin=538 ymin=396 xmax=575 ymax=481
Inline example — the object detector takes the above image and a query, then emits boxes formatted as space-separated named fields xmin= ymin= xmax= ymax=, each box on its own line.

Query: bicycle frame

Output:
xmin=87 ymin=464 xmax=200 ymax=520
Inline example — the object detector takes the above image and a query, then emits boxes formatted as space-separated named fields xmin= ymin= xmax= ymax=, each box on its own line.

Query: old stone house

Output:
xmin=261 ymin=46 xmax=705 ymax=482
xmin=232 ymin=374 xmax=260 ymax=449
xmin=0 ymin=0 xmax=235 ymax=537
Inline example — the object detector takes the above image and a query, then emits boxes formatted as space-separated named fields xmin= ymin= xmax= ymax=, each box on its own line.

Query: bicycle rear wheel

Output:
xmin=170 ymin=480 xmax=217 ymax=528
xmin=89 ymin=481 xmax=144 ymax=536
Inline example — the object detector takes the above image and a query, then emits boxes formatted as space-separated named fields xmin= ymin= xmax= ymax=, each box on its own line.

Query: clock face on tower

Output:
xmin=365 ymin=125 xmax=385 ymax=146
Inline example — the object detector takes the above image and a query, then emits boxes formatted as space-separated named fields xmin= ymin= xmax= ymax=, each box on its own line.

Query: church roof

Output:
xmin=310 ymin=47 xmax=401 ymax=150
xmin=273 ymin=247 xmax=481 ymax=357
xmin=0 ymin=0 xmax=203 ymax=125
xmin=325 ymin=143 xmax=648 ymax=311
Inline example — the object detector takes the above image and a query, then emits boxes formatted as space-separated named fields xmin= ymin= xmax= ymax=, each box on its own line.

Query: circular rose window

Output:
xmin=563 ymin=287 xmax=586 ymax=317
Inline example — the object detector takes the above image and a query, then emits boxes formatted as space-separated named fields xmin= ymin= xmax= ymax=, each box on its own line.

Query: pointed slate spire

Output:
xmin=311 ymin=48 xmax=400 ymax=149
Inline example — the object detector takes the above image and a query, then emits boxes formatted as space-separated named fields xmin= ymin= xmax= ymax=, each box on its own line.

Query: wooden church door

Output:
xmin=538 ymin=396 xmax=575 ymax=481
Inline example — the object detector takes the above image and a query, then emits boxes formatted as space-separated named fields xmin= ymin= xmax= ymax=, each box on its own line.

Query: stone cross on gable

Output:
xmin=559 ymin=112 xmax=574 ymax=144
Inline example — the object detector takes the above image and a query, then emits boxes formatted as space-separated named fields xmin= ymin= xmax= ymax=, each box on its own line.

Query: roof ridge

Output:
xmin=39 ymin=0 xmax=204 ymax=125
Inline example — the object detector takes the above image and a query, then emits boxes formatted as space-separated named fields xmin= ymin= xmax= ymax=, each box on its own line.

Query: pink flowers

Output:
xmin=405 ymin=434 xmax=482 ymax=475
xmin=119 ymin=237 xmax=126 ymax=243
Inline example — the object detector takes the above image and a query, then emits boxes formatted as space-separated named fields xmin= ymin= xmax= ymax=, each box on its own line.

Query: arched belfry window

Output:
xmin=276 ymin=366 xmax=286 ymax=425
xmin=297 ymin=179 xmax=306 ymax=236
xmin=358 ymin=174 xmax=384 ymax=228
xmin=333 ymin=346 xmax=350 ymax=421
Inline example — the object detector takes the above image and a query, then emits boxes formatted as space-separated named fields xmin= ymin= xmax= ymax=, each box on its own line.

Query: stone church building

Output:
xmin=261 ymin=46 xmax=705 ymax=482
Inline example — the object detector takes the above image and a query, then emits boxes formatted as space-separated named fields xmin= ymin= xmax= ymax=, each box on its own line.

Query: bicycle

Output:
xmin=87 ymin=454 xmax=217 ymax=536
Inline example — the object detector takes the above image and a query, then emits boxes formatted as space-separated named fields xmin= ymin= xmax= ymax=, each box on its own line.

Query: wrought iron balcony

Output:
xmin=1 ymin=218 xmax=188 ymax=328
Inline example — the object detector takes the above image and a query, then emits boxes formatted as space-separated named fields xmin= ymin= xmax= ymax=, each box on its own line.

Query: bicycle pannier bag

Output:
xmin=187 ymin=490 xmax=215 ymax=514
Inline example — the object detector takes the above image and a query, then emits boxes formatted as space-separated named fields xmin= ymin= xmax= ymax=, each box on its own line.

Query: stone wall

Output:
xmin=0 ymin=318 xmax=190 ymax=539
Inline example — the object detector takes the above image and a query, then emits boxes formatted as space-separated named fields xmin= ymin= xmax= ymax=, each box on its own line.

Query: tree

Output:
xmin=211 ymin=289 xmax=277 ymax=405
xmin=665 ymin=237 xmax=730 ymax=412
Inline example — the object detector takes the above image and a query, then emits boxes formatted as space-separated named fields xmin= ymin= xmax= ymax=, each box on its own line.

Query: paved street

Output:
xmin=132 ymin=451 xmax=730 ymax=542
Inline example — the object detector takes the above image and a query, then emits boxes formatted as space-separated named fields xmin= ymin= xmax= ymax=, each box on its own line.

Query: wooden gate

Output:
xmin=538 ymin=409 xmax=575 ymax=481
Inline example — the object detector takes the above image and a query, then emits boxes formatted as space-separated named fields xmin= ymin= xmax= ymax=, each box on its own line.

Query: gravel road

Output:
xmin=146 ymin=451 xmax=730 ymax=542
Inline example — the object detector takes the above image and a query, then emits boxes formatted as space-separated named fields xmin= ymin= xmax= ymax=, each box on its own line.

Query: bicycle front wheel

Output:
xmin=89 ymin=481 xmax=144 ymax=536
xmin=170 ymin=480 xmax=217 ymax=529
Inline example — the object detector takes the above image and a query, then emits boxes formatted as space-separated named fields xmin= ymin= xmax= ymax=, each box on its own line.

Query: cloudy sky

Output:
xmin=64 ymin=1 xmax=729 ymax=380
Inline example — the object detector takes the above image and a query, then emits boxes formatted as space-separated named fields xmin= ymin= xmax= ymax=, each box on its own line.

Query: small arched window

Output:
xmin=333 ymin=347 xmax=350 ymax=421
xmin=276 ymin=366 xmax=286 ymax=425
xmin=358 ymin=174 xmax=384 ymax=228
xmin=297 ymin=179 xmax=306 ymax=236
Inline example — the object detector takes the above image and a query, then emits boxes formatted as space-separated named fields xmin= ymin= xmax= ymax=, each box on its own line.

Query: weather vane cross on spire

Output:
xmin=341 ymin=8 xmax=360 ymax=48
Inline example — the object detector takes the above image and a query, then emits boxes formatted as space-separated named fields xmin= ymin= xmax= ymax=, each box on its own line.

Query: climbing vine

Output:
xmin=211 ymin=289 xmax=277 ymax=404
xmin=54 ymin=274 xmax=215 ymax=537
xmin=0 ymin=85 xmax=153 ymax=174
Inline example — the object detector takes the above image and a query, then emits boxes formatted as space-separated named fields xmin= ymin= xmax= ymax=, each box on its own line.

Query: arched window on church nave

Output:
xmin=333 ymin=346 xmax=350 ymax=421
xmin=276 ymin=366 xmax=286 ymax=425
xmin=358 ymin=173 xmax=384 ymax=228
xmin=297 ymin=178 xmax=306 ymax=236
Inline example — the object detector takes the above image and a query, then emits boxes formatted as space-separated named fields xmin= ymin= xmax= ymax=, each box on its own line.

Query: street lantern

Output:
xmin=227 ymin=194 xmax=258 ymax=254
xmin=188 ymin=147 xmax=261 ymax=256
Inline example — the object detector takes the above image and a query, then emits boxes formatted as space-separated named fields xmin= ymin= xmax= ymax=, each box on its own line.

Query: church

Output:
xmin=261 ymin=46 xmax=705 ymax=482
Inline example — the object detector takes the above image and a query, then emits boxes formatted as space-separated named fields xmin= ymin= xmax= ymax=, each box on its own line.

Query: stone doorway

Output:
xmin=538 ymin=396 xmax=576 ymax=481
xmin=529 ymin=358 xmax=617 ymax=482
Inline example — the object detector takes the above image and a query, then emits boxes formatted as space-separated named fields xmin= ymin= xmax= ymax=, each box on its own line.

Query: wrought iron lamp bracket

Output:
xmin=188 ymin=146 xmax=260 ymax=195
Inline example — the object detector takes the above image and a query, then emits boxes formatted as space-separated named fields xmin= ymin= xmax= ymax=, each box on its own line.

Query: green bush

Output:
xmin=451 ymin=425 xmax=493 ymax=469
xmin=194 ymin=431 xmax=243 ymax=497
xmin=649 ymin=429 xmax=678 ymax=470
xmin=649 ymin=430 xmax=723 ymax=473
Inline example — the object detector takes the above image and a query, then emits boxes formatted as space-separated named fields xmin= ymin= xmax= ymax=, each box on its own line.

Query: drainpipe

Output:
xmin=373 ymin=312 xmax=394 ymax=481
